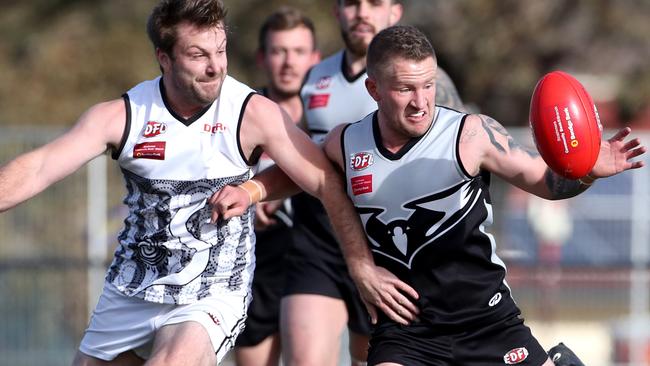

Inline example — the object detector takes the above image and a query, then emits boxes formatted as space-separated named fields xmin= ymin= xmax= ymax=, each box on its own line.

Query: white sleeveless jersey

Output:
xmin=109 ymin=75 xmax=257 ymax=304
xmin=300 ymin=51 xmax=376 ymax=143
xmin=342 ymin=107 xmax=520 ymax=328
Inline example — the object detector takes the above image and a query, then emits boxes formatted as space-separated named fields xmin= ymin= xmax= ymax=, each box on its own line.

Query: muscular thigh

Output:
xmin=281 ymin=294 xmax=347 ymax=366
xmin=148 ymin=322 xmax=215 ymax=366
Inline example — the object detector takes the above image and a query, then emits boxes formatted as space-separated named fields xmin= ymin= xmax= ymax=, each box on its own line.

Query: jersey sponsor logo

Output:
xmin=203 ymin=123 xmax=227 ymax=134
xmin=503 ymin=347 xmax=529 ymax=364
xmin=350 ymin=152 xmax=374 ymax=171
xmin=133 ymin=141 xmax=166 ymax=160
xmin=351 ymin=174 xmax=373 ymax=195
xmin=143 ymin=121 xmax=167 ymax=138
xmin=357 ymin=179 xmax=483 ymax=268
xmin=308 ymin=94 xmax=330 ymax=109
xmin=488 ymin=292 xmax=502 ymax=307
xmin=316 ymin=76 xmax=332 ymax=90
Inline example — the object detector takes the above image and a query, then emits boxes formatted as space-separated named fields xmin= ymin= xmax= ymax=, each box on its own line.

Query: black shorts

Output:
xmin=283 ymin=254 xmax=371 ymax=336
xmin=367 ymin=314 xmax=548 ymax=366
xmin=236 ymin=225 xmax=291 ymax=347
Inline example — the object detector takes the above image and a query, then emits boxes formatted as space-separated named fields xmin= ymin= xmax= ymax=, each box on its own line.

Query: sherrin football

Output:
xmin=529 ymin=71 xmax=603 ymax=179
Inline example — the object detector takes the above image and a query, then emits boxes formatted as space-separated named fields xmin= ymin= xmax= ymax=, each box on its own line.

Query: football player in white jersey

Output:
xmin=321 ymin=25 xmax=645 ymax=365
xmin=234 ymin=7 xmax=320 ymax=366
xmin=0 ymin=1 xmax=369 ymax=365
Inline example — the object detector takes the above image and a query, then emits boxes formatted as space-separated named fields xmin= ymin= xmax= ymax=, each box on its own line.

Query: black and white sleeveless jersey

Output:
xmin=300 ymin=50 xmax=377 ymax=144
xmin=292 ymin=50 xmax=377 ymax=263
xmin=108 ymin=76 xmax=257 ymax=304
xmin=342 ymin=107 xmax=520 ymax=329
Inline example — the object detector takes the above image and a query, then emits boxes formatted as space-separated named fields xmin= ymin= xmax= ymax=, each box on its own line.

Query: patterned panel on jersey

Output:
xmin=108 ymin=169 xmax=252 ymax=303
xmin=357 ymin=178 xmax=482 ymax=269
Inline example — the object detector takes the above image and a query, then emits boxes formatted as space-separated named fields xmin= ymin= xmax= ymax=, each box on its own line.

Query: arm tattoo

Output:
xmin=479 ymin=115 xmax=539 ymax=158
xmin=479 ymin=115 xmax=507 ymax=153
xmin=544 ymin=168 xmax=589 ymax=199
xmin=435 ymin=67 xmax=465 ymax=112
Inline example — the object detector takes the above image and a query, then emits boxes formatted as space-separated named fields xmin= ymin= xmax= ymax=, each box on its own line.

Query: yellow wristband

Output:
xmin=238 ymin=179 xmax=265 ymax=205
xmin=578 ymin=174 xmax=596 ymax=186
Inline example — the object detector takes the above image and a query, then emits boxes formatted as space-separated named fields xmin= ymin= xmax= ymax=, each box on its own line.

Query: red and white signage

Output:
xmin=350 ymin=152 xmax=374 ymax=171
xmin=143 ymin=121 xmax=167 ymax=138
xmin=503 ymin=347 xmax=529 ymax=364
xmin=351 ymin=175 xmax=373 ymax=196
xmin=133 ymin=141 xmax=166 ymax=160
xmin=308 ymin=94 xmax=330 ymax=109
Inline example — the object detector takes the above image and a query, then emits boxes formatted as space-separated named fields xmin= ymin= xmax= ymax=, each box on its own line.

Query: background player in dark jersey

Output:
xmin=234 ymin=7 xmax=320 ymax=366
xmin=282 ymin=1 xmax=466 ymax=365
xmin=0 ymin=1 xmax=369 ymax=365
xmin=321 ymin=25 xmax=645 ymax=365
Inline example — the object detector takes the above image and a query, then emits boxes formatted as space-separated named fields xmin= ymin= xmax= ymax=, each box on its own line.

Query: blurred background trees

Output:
xmin=1 ymin=0 xmax=648 ymax=128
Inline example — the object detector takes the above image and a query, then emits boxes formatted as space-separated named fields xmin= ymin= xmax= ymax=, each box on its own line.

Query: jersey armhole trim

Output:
xmin=237 ymin=92 xmax=258 ymax=166
xmin=112 ymin=94 xmax=131 ymax=160
xmin=340 ymin=123 xmax=352 ymax=183
xmin=455 ymin=114 xmax=474 ymax=179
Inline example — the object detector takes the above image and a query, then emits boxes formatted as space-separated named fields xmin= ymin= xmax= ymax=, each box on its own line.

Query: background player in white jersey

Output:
xmin=321 ymin=25 xmax=646 ymax=365
xmin=283 ymin=1 xmax=466 ymax=365
xmin=234 ymin=7 xmax=320 ymax=366
xmin=0 ymin=1 xmax=370 ymax=365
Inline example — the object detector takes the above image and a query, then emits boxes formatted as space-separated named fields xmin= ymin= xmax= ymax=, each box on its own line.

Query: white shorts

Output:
xmin=79 ymin=283 xmax=249 ymax=362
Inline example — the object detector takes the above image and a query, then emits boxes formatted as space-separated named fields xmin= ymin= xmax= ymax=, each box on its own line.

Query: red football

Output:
xmin=529 ymin=71 xmax=603 ymax=179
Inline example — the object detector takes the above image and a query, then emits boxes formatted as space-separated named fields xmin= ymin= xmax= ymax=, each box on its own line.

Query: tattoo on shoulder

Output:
xmin=480 ymin=115 xmax=507 ymax=153
xmin=544 ymin=168 xmax=588 ymax=199
xmin=479 ymin=115 xmax=539 ymax=158
xmin=460 ymin=126 xmax=478 ymax=144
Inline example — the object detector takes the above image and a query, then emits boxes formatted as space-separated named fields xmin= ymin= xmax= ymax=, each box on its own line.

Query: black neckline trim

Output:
xmin=159 ymin=78 xmax=214 ymax=126
xmin=341 ymin=51 xmax=367 ymax=83
xmin=372 ymin=112 xmax=431 ymax=161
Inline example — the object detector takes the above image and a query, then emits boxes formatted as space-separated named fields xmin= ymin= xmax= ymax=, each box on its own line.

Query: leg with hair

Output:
xmin=235 ymin=334 xmax=282 ymax=366
xmin=145 ymin=322 xmax=217 ymax=366
xmin=71 ymin=350 xmax=144 ymax=366
xmin=281 ymin=294 xmax=347 ymax=366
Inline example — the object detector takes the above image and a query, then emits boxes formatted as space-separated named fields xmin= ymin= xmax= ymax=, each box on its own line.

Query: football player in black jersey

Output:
xmin=321 ymin=25 xmax=644 ymax=366
xmin=211 ymin=25 xmax=645 ymax=366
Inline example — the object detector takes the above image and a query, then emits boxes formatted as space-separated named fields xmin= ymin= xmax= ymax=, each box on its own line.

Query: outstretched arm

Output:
xmin=0 ymin=99 xmax=125 ymax=212
xmin=459 ymin=114 xmax=646 ymax=200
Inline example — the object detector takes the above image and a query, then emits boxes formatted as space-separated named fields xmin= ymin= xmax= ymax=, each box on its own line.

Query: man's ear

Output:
xmin=389 ymin=3 xmax=403 ymax=26
xmin=156 ymin=48 xmax=171 ymax=73
xmin=365 ymin=77 xmax=380 ymax=102
xmin=333 ymin=2 xmax=342 ymax=24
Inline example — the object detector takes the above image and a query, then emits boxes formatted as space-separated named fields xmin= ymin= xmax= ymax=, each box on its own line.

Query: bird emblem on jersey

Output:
xmin=357 ymin=179 xmax=482 ymax=268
